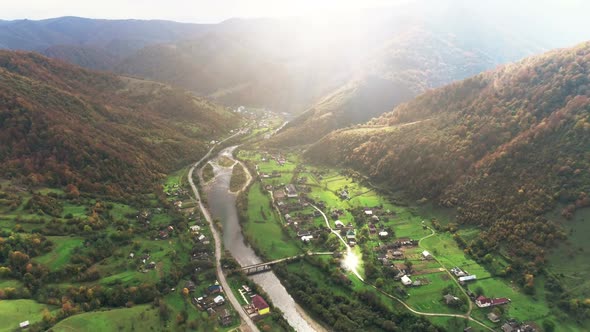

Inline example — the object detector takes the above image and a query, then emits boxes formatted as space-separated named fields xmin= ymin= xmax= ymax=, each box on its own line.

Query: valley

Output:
xmin=1 ymin=3 xmax=590 ymax=331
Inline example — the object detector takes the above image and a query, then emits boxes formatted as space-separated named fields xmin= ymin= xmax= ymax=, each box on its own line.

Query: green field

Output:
xmin=243 ymin=182 xmax=301 ymax=260
xmin=547 ymin=207 xmax=590 ymax=297
xmin=0 ymin=299 xmax=56 ymax=332
xmin=34 ymin=236 xmax=84 ymax=271
xmin=52 ymin=305 xmax=167 ymax=332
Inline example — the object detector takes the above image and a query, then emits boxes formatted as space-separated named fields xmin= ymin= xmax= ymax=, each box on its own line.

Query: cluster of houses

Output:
xmin=190 ymin=283 xmax=233 ymax=325
xmin=128 ymin=252 xmax=158 ymax=272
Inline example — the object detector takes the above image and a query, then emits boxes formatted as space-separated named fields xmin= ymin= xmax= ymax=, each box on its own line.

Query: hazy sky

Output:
xmin=2 ymin=0 xmax=589 ymax=25
xmin=2 ymin=0 xmax=405 ymax=23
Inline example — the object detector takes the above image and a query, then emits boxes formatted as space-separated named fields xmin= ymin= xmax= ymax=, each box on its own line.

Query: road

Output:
xmin=187 ymin=131 xmax=260 ymax=332
xmin=310 ymin=204 xmax=493 ymax=331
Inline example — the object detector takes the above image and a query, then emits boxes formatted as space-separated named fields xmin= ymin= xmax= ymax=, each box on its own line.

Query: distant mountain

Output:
xmin=305 ymin=41 xmax=590 ymax=262
xmin=0 ymin=16 xmax=212 ymax=70
xmin=0 ymin=50 xmax=237 ymax=198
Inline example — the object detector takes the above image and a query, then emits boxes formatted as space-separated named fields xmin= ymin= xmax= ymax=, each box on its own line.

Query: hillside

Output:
xmin=305 ymin=42 xmax=590 ymax=264
xmin=0 ymin=50 xmax=237 ymax=198
xmin=269 ymin=22 xmax=545 ymax=147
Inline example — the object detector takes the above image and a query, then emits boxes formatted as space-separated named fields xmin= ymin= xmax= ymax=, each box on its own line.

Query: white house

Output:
xmin=401 ymin=275 xmax=412 ymax=286
xmin=301 ymin=235 xmax=314 ymax=242
xmin=378 ymin=231 xmax=389 ymax=237
xmin=214 ymin=295 xmax=225 ymax=305
xmin=19 ymin=321 xmax=30 ymax=329
xmin=422 ymin=250 xmax=433 ymax=260
xmin=334 ymin=220 xmax=344 ymax=228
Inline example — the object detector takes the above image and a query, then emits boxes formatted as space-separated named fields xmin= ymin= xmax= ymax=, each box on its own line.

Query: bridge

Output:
xmin=240 ymin=252 xmax=335 ymax=275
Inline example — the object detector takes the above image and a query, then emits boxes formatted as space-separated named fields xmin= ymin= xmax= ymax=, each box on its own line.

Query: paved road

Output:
xmin=187 ymin=132 xmax=260 ymax=332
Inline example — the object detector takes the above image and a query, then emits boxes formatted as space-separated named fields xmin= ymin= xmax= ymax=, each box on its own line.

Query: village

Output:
xmin=237 ymin=149 xmax=542 ymax=332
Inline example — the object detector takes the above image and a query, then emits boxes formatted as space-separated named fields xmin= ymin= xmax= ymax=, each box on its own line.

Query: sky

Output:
xmin=1 ymin=0 xmax=406 ymax=23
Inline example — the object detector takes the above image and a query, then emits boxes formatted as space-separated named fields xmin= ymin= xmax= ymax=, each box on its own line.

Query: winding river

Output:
xmin=203 ymin=146 xmax=325 ymax=332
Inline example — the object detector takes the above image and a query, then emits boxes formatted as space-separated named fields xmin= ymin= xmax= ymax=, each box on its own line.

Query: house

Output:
xmin=219 ymin=309 xmax=233 ymax=326
xmin=285 ymin=184 xmax=298 ymax=198
xmin=19 ymin=321 xmax=29 ymax=329
xmin=475 ymin=296 xmax=510 ymax=308
xmin=392 ymin=251 xmax=404 ymax=258
xmin=501 ymin=323 xmax=515 ymax=332
xmin=458 ymin=275 xmax=477 ymax=283
xmin=443 ymin=294 xmax=459 ymax=305
xmin=487 ymin=312 xmax=501 ymax=323
xmin=213 ymin=295 xmax=225 ymax=305
xmin=128 ymin=252 xmax=135 ymax=259
xmin=334 ymin=220 xmax=344 ymax=228
xmin=364 ymin=209 xmax=373 ymax=215
xmin=346 ymin=229 xmax=356 ymax=240
xmin=251 ymin=295 xmax=270 ymax=315
xmin=451 ymin=267 xmax=467 ymax=277
xmin=146 ymin=261 xmax=156 ymax=269
xmin=401 ymin=275 xmax=412 ymax=286
xmin=371 ymin=215 xmax=380 ymax=222
xmin=284 ymin=214 xmax=292 ymax=221
xmin=422 ymin=250 xmax=433 ymax=260
xmin=190 ymin=225 xmax=201 ymax=233
xmin=208 ymin=285 xmax=222 ymax=294
xmin=379 ymin=231 xmax=389 ymax=237
xmin=301 ymin=235 xmax=313 ymax=242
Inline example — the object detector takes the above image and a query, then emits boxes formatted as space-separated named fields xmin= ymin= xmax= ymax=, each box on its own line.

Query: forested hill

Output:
xmin=268 ymin=24 xmax=544 ymax=147
xmin=305 ymin=41 xmax=590 ymax=264
xmin=0 ymin=50 xmax=237 ymax=198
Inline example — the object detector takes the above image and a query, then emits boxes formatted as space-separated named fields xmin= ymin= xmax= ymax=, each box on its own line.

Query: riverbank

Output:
xmin=202 ymin=146 xmax=325 ymax=332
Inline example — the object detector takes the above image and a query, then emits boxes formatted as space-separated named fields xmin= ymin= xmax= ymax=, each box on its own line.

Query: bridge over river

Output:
xmin=240 ymin=252 xmax=335 ymax=275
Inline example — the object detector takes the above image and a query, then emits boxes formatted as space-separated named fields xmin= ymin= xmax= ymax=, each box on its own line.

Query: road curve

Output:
xmin=187 ymin=132 xmax=260 ymax=332
xmin=310 ymin=205 xmax=493 ymax=331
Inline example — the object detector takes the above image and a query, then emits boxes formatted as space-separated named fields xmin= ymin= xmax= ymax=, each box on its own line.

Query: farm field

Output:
xmin=0 ymin=299 xmax=57 ymax=332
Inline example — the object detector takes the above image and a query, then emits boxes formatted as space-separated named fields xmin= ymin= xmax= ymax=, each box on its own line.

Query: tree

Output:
xmin=542 ymin=320 xmax=556 ymax=332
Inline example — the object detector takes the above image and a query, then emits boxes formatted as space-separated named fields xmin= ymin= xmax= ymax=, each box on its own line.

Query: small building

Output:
xmin=219 ymin=309 xmax=233 ymax=326
xmin=301 ymin=235 xmax=314 ymax=242
xmin=213 ymin=295 xmax=225 ymax=305
xmin=422 ymin=250 xmax=433 ymax=260
xmin=476 ymin=296 xmax=510 ymax=308
xmin=285 ymin=184 xmax=298 ymax=198
xmin=19 ymin=321 xmax=30 ymax=329
xmin=346 ymin=229 xmax=356 ymax=240
xmin=378 ymin=231 xmax=389 ymax=237
xmin=392 ymin=251 xmax=404 ymax=258
xmin=443 ymin=293 xmax=459 ymax=305
xmin=487 ymin=312 xmax=501 ymax=323
xmin=251 ymin=295 xmax=270 ymax=315
xmin=190 ymin=225 xmax=201 ymax=233
xmin=401 ymin=275 xmax=412 ymax=286
xmin=208 ymin=285 xmax=222 ymax=294
xmin=458 ymin=275 xmax=477 ymax=283
xmin=334 ymin=220 xmax=344 ymax=228
xmin=364 ymin=210 xmax=373 ymax=215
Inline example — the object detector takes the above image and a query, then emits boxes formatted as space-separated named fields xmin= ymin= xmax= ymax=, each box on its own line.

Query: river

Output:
xmin=203 ymin=146 xmax=325 ymax=332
